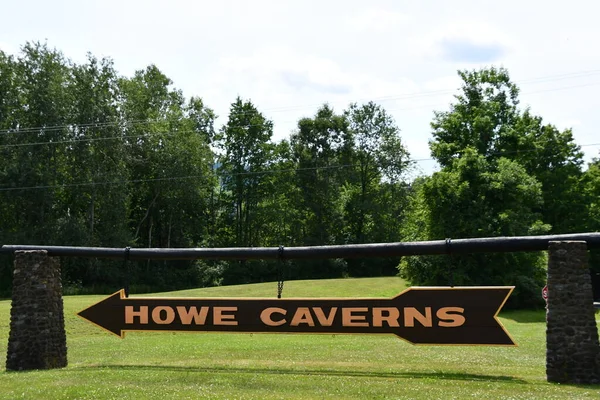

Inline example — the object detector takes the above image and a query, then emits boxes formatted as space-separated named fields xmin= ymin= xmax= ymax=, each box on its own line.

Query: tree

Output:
xmin=585 ymin=157 xmax=600 ymax=232
xmin=256 ymin=139 xmax=305 ymax=247
xmin=0 ymin=43 xmax=77 ymax=294
xmin=62 ymin=54 xmax=129 ymax=248
xmin=289 ymin=105 xmax=350 ymax=278
xmin=214 ymin=98 xmax=275 ymax=284
xmin=53 ymin=53 xmax=132 ymax=288
xmin=0 ymin=43 xmax=217 ymax=294
xmin=119 ymin=65 xmax=216 ymax=290
xmin=509 ymin=111 xmax=586 ymax=233
xmin=430 ymin=67 xmax=586 ymax=233
xmin=399 ymin=150 xmax=548 ymax=308
xmin=430 ymin=67 xmax=520 ymax=168
xmin=0 ymin=42 xmax=71 ymax=244
xmin=216 ymin=97 xmax=274 ymax=247
xmin=584 ymin=157 xmax=600 ymax=284
xmin=0 ymin=49 xmax=20 ymax=295
xmin=342 ymin=102 xmax=412 ymax=276
xmin=343 ymin=102 xmax=411 ymax=241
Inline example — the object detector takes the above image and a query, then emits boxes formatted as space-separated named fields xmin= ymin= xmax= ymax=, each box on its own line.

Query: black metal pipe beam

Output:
xmin=1 ymin=233 xmax=599 ymax=261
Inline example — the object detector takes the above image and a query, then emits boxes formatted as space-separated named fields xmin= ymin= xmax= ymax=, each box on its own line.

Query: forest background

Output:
xmin=1 ymin=42 xmax=599 ymax=308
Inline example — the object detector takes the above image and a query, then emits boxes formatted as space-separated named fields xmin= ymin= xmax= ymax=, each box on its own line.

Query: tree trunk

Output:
xmin=89 ymin=189 xmax=95 ymax=237
xmin=167 ymin=213 xmax=172 ymax=248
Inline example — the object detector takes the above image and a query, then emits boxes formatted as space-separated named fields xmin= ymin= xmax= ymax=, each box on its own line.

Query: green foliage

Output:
xmin=342 ymin=102 xmax=412 ymax=276
xmin=399 ymin=66 xmax=590 ymax=308
xmin=215 ymin=97 xmax=274 ymax=248
xmin=290 ymin=105 xmax=349 ymax=247
xmin=430 ymin=67 xmax=586 ymax=234
xmin=399 ymin=151 xmax=548 ymax=308
xmin=0 ymin=45 xmax=596 ymax=304
xmin=0 ymin=44 xmax=216 ymax=294
xmin=510 ymin=111 xmax=586 ymax=233
xmin=430 ymin=67 xmax=520 ymax=167
xmin=584 ymin=158 xmax=600 ymax=233
xmin=584 ymin=158 xmax=600 ymax=274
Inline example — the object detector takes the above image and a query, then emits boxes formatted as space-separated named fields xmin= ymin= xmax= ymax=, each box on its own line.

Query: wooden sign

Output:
xmin=77 ymin=286 xmax=516 ymax=346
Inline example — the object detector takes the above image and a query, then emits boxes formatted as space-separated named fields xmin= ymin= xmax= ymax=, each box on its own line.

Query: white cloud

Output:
xmin=414 ymin=21 xmax=515 ymax=64
xmin=211 ymin=45 xmax=423 ymax=107
xmin=200 ymin=46 xmax=428 ymax=142
xmin=2 ymin=0 xmax=600 ymax=172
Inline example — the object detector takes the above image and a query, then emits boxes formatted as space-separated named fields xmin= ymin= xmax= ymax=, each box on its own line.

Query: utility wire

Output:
xmin=0 ymin=132 xmax=178 ymax=149
xmin=247 ymin=70 xmax=600 ymax=113
xmin=0 ymin=102 xmax=446 ymax=150
xmin=1 ymin=68 xmax=599 ymax=135
xmin=0 ymin=163 xmax=358 ymax=192
xmin=1 ymin=142 xmax=599 ymax=192
xmin=1 ymin=77 xmax=598 ymax=150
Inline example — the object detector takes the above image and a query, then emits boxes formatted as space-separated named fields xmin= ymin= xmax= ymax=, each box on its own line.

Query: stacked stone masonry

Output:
xmin=6 ymin=251 xmax=67 ymax=371
xmin=546 ymin=241 xmax=600 ymax=384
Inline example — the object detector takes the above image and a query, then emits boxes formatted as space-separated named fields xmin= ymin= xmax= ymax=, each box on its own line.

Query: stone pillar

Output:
xmin=546 ymin=241 xmax=600 ymax=384
xmin=6 ymin=250 xmax=67 ymax=371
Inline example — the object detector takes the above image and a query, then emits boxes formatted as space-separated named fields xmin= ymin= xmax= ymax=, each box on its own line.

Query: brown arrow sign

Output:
xmin=77 ymin=286 xmax=516 ymax=346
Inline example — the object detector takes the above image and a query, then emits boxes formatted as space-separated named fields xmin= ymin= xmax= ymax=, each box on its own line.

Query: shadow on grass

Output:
xmin=500 ymin=310 xmax=546 ymax=324
xmin=76 ymin=364 xmax=528 ymax=384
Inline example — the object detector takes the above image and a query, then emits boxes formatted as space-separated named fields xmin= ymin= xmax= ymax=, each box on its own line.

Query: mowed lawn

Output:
xmin=1 ymin=277 xmax=599 ymax=399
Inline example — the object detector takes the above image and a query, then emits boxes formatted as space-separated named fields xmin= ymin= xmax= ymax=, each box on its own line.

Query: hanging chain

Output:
xmin=277 ymin=245 xmax=285 ymax=299
xmin=445 ymin=238 xmax=454 ymax=288
xmin=123 ymin=246 xmax=131 ymax=297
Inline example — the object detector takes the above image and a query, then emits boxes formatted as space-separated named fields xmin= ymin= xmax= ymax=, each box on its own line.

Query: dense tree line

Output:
xmin=1 ymin=43 xmax=598 ymax=307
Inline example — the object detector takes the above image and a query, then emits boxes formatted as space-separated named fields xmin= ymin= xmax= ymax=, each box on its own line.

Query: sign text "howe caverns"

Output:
xmin=77 ymin=287 xmax=515 ymax=346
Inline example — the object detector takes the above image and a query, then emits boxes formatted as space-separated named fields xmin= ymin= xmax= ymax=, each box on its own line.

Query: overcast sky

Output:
xmin=1 ymin=0 xmax=599 ymax=175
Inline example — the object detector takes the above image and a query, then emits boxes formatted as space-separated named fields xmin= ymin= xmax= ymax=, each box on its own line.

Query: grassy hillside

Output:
xmin=1 ymin=277 xmax=598 ymax=399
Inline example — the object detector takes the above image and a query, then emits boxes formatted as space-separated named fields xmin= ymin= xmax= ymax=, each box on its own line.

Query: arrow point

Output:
xmin=391 ymin=287 xmax=412 ymax=301
xmin=77 ymin=290 xmax=126 ymax=338
xmin=393 ymin=332 xmax=417 ymax=345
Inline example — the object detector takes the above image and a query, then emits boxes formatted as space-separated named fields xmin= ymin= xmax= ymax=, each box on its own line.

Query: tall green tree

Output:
xmin=430 ymin=67 xmax=520 ymax=167
xmin=61 ymin=54 xmax=129 ymax=246
xmin=0 ymin=42 xmax=71 ymax=244
xmin=255 ymin=139 xmax=304 ymax=247
xmin=0 ymin=49 xmax=21 ymax=294
xmin=509 ymin=111 xmax=586 ymax=233
xmin=584 ymin=157 xmax=600 ymax=282
xmin=342 ymin=102 xmax=412 ymax=276
xmin=119 ymin=65 xmax=216 ymax=289
xmin=430 ymin=67 xmax=586 ymax=233
xmin=400 ymin=67 xmax=574 ymax=307
xmin=292 ymin=105 xmax=350 ymax=245
xmin=399 ymin=150 xmax=548 ymax=308
xmin=54 ymin=54 xmax=132 ymax=287
xmin=216 ymin=97 xmax=274 ymax=248
xmin=289 ymin=105 xmax=350 ymax=278
xmin=585 ymin=157 xmax=600 ymax=232
xmin=343 ymin=102 xmax=411 ymax=242
xmin=120 ymin=65 xmax=215 ymax=249
xmin=0 ymin=43 xmax=74 ymax=294
xmin=213 ymin=98 xmax=274 ymax=284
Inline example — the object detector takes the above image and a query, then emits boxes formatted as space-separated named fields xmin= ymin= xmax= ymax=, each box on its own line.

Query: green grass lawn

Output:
xmin=1 ymin=277 xmax=599 ymax=399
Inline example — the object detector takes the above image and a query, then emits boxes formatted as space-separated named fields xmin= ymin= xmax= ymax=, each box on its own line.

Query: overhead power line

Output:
xmin=0 ymin=163 xmax=358 ymax=192
xmin=1 ymin=142 xmax=599 ymax=192
xmin=1 ymin=68 xmax=599 ymax=136
xmin=1 ymin=78 xmax=598 ymax=150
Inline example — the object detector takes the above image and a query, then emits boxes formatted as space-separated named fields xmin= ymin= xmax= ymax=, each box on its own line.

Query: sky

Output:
xmin=1 ymin=0 xmax=599 ymax=176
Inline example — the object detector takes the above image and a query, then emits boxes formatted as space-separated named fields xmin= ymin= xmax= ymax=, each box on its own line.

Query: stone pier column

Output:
xmin=6 ymin=250 xmax=67 ymax=371
xmin=546 ymin=241 xmax=599 ymax=384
